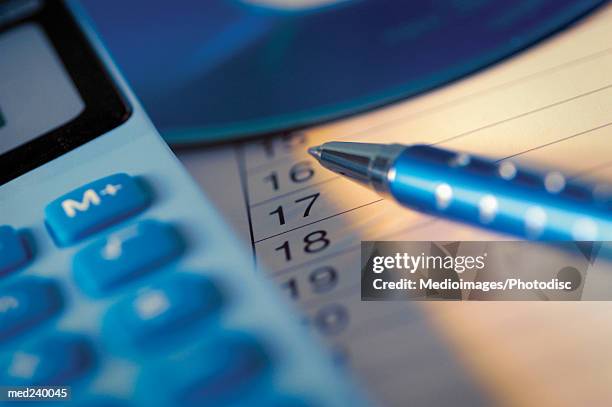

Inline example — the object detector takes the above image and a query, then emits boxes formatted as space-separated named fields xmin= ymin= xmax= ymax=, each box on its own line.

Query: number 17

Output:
xmin=269 ymin=192 xmax=320 ymax=225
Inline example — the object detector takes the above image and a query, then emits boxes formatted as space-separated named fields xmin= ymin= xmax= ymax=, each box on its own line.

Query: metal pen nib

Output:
xmin=307 ymin=142 xmax=404 ymax=192
xmin=307 ymin=145 xmax=322 ymax=160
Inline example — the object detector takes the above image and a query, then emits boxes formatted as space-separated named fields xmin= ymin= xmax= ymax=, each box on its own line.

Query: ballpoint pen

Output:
xmin=308 ymin=142 xmax=612 ymax=241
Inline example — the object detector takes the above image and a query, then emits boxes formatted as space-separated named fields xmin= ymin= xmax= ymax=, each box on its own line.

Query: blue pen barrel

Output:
xmin=388 ymin=145 xmax=612 ymax=241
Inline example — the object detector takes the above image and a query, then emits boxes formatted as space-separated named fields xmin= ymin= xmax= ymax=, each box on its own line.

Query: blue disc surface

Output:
xmin=81 ymin=0 xmax=605 ymax=145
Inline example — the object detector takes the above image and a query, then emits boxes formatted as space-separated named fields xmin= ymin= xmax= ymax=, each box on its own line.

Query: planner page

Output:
xmin=178 ymin=4 xmax=612 ymax=405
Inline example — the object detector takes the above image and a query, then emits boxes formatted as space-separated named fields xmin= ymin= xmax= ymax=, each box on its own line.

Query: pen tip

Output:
xmin=308 ymin=145 xmax=323 ymax=160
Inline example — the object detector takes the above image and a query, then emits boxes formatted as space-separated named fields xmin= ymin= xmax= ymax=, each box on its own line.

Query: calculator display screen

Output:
xmin=0 ymin=0 xmax=130 ymax=185
xmin=0 ymin=22 xmax=85 ymax=156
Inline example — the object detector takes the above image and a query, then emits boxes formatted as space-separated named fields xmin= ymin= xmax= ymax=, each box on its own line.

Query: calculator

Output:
xmin=0 ymin=0 xmax=367 ymax=405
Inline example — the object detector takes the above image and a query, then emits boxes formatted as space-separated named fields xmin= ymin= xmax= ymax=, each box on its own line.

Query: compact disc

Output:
xmin=81 ymin=0 xmax=605 ymax=145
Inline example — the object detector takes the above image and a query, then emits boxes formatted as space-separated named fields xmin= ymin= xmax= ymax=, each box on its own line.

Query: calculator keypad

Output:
xmin=0 ymin=277 xmax=63 ymax=344
xmin=0 ymin=226 xmax=29 ymax=276
xmin=73 ymin=220 xmax=182 ymax=296
xmin=0 ymin=172 xmax=319 ymax=406
xmin=45 ymin=173 xmax=150 ymax=246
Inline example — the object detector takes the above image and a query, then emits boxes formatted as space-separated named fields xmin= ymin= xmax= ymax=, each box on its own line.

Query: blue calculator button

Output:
xmin=73 ymin=220 xmax=183 ymax=296
xmin=104 ymin=274 xmax=223 ymax=349
xmin=0 ymin=226 xmax=28 ymax=276
xmin=175 ymin=333 xmax=271 ymax=406
xmin=0 ymin=334 xmax=94 ymax=385
xmin=45 ymin=173 xmax=150 ymax=246
xmin=0 ymin=277 xmax=63 ymax=343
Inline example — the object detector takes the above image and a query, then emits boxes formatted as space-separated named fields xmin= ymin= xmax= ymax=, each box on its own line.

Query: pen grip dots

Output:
xmin=389 ymin=145 xmax=612 ymax=241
